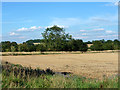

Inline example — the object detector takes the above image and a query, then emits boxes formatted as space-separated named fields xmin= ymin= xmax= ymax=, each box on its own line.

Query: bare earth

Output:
xmin=2 ymin=53 xmax=118 ymax=79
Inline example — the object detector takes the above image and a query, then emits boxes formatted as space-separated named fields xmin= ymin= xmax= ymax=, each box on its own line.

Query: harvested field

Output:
xmin=2 ymin=53 xmax=118 ymax=79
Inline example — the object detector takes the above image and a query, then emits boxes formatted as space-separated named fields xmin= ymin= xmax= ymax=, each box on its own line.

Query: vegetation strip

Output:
xmin=2 ymin=62 xmax=118 ymax=88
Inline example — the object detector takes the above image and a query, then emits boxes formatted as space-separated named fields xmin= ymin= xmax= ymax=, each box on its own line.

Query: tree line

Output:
xmin=89 ymin=39 xmax=120 ymax=51
xmin=1 ymin=25 xmax=120 ymax=52
xmin=1 ymin=25 xmax=88 ymax=52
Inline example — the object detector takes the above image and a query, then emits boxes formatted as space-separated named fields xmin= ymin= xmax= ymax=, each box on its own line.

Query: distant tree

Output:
xmin=71 ymin=39 xmax=80 ymax=51
xmin=79 ymin=43 xmax=88 ymax=52
xmin=102 ymin=40 xmax=114 ymax=50
xmin=69 ymin=39 xmax=88 ymax=52
xmin=36 ymin=44 xmax=46 ymax=53
xmin=100 ymin=39 xmax=105 ymax=43
xmin=11 ymin=46 xmax=16 ymax=52
xmin=85 ymin=41 xmax=92 ymax=44
xmin=28 ymin=45 xmax=36 ymax=52
xmin=113 ymin=39 xmax=120 ymax=50
xmin=11 ymin=42 xmax=17 ymax=46
xmin=11 ymin=42 xmax=18 ymax=51
xmin=26 ymin=39 xmax=45 ymax=45
xmin=114 ymin=39 xmax=119 ymax=44
xmin=18 ymin=44 xmax=22 ymax=52
xmin=18 ymin=43 xmax=29 ymax=52
xmin=1 ymin=41 xmax=11 ymax=52
xmin=0 ymin=43 xmax=2 ymax=52
xmin=26 ymin=40 xmax=34 ymax=45
xmin=90 ymin=41 xmax=103 ymax=51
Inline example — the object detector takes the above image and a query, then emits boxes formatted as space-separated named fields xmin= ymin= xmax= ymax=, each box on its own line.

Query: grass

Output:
xmin=2 ymin=50 xmax=119 ymax=56
xmin=2 ymin=62 xmax=118 ymax=88
xmin=2 ymin=52 xmax=63 ymax=56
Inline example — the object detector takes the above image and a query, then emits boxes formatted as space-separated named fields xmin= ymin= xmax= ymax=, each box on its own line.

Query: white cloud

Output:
xmin=17 ymin=26 xmax=42 ymax=32
xmin=73 ymin=36 xmax=88 ymax=39
xmin=97 ymin=34 xmax=118 ymax=38
xmin=38 ymin=26 xmax=42 ymax=29
xmin=105 ymin=1 xmax=120 ymax=6
xmin=106 ymin=30 xmax=114 ymax=34
xmin=18 ymin=36 xmax=25 ymax=39
xmin=79 ymin=28 xmax=104 ymax=34
xmin=81 ymin=33 xmax=87 ymax=35
xmin=17 ymin=27 xmax=28 ymax=31
xmin=93 ymin=28 xmax=104 ymax=31
xmin=112 ymin=34 xmax=118 ymax=37
xmin=50 ymin=17 xmax=81 ymax=26
xmin=89 ymin=14 xmax=117 ymax=26
xmin=9 ymin=32 xmax=18 ymax=36
xmin=30 ymin=26 xmax=37 ymax=30
xmin=97 ymin=36 xmax=108 ymax=38
xmin=80 ymin=30 xmax=86 ymax=32
xmin=79 ymin=28 xmax=104 ymax=33
xmin=90 ymin=17 xmax=109 ymax=22
xmin=45 ymin=25 xmax=68 ymax=29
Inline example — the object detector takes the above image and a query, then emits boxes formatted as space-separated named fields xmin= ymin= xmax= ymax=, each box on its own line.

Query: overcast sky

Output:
xmin=2 ymin=2 xmax=118 ymax=43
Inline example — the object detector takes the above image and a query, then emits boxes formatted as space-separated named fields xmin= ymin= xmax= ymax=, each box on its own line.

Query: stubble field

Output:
xmin=2 ymin=52 xmax=118 ymax=79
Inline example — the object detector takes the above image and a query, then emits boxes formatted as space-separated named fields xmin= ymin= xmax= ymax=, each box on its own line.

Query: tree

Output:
xmin=11 ymin=42 xmax=18 ymax=51
xmin=28 ymin=45 xmax=36 ymax=52
xmin=1 ymin=41 xmax=11 ymax=52
xmin=90 ymin=41 xmax=103 ymax=51
xmin=100 ymin=39 xmax=105 ymax=43
xmin=102 ymin=40 xmax=114 ymax=50
xmin=68 ymin=39 xmax=88 ymax=52
xmin=11 ymin=46 xmax=16 ymax=52
xmin=0 ymin=43 xmax=2 ymax=52
xmin=25 ymin=39 xmax=44 ymax=45
xmin=85 ymin=41 xmax=92 ymax=44
xmin=79 ymin=42 xmax=88 ymax=52
xmin=113 ymin=39 xmax=120 ymax=50
xmin=36 ymin=44 xmax=46 ymax=53
xmin=18 ymin=44 xmax=22 ymax=52
xmin=11 ymin=42 xmax=17 ymax=46
xmin=18 ymin=43 xmax=29 ymax=52
xmin=42 ymin=25 xmax=72 ymax=51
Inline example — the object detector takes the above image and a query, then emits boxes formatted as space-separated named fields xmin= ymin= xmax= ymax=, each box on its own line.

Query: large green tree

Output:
xmin=42 ymin=25 xmax=72 ymax=51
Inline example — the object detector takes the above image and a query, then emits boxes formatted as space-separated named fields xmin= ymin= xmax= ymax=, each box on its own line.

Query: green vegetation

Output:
xmin=2 ymin=62 xmax=118 ymax=88
xmin=2 ymin=52 xmax=63 ymax=56
xmin=1 ymin=25 xmax=120 ymax=52
xmin=90 ymin=39 xmax=120 ymax=51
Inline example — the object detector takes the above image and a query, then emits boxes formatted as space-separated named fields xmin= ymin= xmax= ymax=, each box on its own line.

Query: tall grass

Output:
xmin=2 ymin=62 xmax=118 ymax=88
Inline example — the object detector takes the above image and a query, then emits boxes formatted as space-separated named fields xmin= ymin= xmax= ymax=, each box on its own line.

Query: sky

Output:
xmin=2 ymin=2 xmax=118 ymax=43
